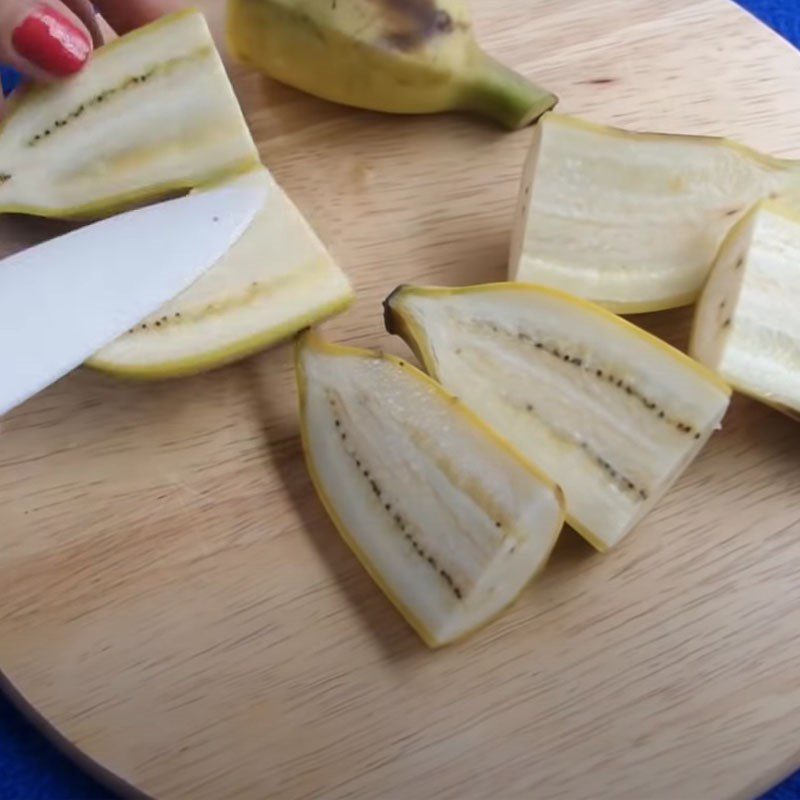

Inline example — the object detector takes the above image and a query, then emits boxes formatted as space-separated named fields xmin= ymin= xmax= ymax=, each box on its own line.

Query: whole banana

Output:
xmin=227 ymin=0 xmax=557 ymax=130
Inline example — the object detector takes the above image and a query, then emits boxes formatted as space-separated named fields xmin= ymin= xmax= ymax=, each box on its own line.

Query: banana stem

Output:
xmin=461 ymin=53 xmax=557 ymax=131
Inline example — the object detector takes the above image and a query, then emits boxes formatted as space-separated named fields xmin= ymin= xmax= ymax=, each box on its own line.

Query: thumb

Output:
xmin=0 ymin=0 xmax=92 ymax=82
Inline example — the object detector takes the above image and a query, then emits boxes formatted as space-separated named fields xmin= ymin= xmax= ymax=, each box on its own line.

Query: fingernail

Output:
xmin=12 ymin=5 xmax=91 ymax=77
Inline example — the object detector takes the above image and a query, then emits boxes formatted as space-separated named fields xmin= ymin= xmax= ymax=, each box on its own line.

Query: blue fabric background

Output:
xmin=1 ymin=2 xmax=799 ymax=798
xmin=0 ymin=66 xmax=21 ymax=96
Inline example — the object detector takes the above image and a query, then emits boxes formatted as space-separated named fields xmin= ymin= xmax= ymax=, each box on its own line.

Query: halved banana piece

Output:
xmin=385 ymin=283 xmax=732 ymax=550
xmin=297 ymin=333 xmax=565 ymax=647
xmin=89 ymin=168 xmax=353 ymax=379
xmin=0 ymin=10 xmax=259 ymax=218
xmin=510 ymin=114 xmax=800 ymax=312
xmin=691 ymin=198 xmax=800 ymax=419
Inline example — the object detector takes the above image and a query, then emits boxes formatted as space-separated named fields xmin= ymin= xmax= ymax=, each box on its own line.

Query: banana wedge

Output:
xmin=510 ymin=114 xmax=800 ymax=312
xmin=0 ymin=10 xmax=259 ymax=218
xmin=89 ymin=169 xmax=353 ymax=379
xmin=385 ymin=283 xmax=732 ymax=550
xmin=691 ymin=197 xmax=800 ymax=419
xmin=297 ymin=332 xmax=565 ymax=647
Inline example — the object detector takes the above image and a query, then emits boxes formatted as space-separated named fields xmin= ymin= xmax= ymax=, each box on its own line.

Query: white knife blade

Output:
xmin=0 ymin=173 xmax=268 ymax=416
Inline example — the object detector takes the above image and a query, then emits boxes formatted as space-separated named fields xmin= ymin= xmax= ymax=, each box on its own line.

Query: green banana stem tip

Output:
xmin=463 ymin=54 xmax=557 ymax=131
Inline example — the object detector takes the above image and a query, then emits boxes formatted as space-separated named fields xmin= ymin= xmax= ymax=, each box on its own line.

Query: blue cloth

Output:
xmin=1 ymin=66 xmax=21 ymax=97
xmin=0 ymin=2 xmax=799 ymax=798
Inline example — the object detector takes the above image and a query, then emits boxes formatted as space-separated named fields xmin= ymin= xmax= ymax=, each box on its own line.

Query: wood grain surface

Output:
xmin=1 ymin=1 xmax=799 ymax=799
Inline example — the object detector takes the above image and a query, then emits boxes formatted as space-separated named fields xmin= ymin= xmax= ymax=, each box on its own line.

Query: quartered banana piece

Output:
xmin=89 ymin=168 xmax=353 ymax=379
xmin=385 ymin=283 xmax=732 ymax=550
xmin=510 ymin=114 xmax=800 ymax=312
xmin=296 ymin=333 xmax=565 ymax=647
xmin=691 ymin=197 xmax=800 ymax=419
xmin=0 ymin=10 xmax=259 ymax=218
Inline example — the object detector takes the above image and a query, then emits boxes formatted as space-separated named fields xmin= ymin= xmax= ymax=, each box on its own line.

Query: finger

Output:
xmin=60 ymin=0 xmax=104 ymax=47
xmin=93 ymin=0 xmax=184 ymax=35
xmin=0 ymin=0 xmax=92 ymax=82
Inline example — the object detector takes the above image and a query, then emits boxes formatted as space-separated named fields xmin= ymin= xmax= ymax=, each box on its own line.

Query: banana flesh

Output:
xmin=510 ymin=114 xmax=800 ymax=312
xmin=691 ymin=199 xmax=800 ymax=418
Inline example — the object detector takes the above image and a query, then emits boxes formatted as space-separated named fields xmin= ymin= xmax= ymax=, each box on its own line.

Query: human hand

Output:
xmin=0 ymin=0 xmax=182 ymax=83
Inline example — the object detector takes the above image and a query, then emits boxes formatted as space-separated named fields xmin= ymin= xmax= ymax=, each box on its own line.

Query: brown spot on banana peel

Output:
xmin=383 ymin=286 xmax=433 ymax=370
xmin=368 ymin=0 xmax=460 ymax=50
xmin=383 ymin=285 xmax=410 ymax=336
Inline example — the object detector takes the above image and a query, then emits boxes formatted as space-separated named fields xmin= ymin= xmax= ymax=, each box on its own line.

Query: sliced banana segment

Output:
xmin=0 ymin=10 xmax=259 ymax=218
xmin=89 ymin=168 xmax=353 ymax=379
xmin=691 ymin=199 xmax=800 ymax=418
xmin=510 ymin=114 xmax=800 ymax=312
xmin=385 ymin=283 xmax=732 ymax=550
xmin=297 ymin=333 xmax=565 ymax=647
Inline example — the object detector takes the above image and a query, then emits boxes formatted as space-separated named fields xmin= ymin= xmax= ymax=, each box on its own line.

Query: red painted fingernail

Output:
xmin=12 ymin=5 xmax=91 ymax=77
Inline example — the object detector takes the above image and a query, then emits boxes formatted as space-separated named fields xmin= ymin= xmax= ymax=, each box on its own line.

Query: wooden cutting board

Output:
xmin=1 ymin=1 xmax=799 ymax=798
